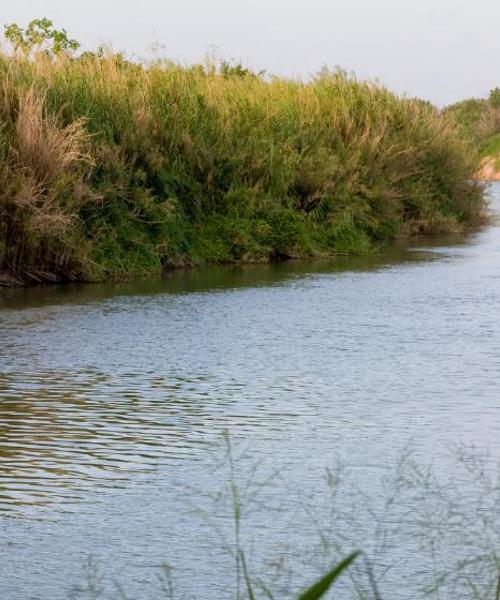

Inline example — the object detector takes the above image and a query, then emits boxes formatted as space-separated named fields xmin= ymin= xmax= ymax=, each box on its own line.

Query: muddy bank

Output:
xmin=476 ymin=155 xmax=500 ymax=181
xmin=0 ymin=272 xmax=24 ymax=287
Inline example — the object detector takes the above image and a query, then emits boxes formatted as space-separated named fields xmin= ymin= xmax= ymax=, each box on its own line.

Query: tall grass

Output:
xmin=68 ymin=443 xmax=500 ymax=600
xmin=444 ymin=95 xmax=500 ymax=155
xmin=0 ymin=51 xmax=485 ymax=282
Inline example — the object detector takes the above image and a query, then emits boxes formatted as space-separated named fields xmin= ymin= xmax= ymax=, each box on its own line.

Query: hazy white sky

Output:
xmin=2 ymin=0 xmax=499 ymax=105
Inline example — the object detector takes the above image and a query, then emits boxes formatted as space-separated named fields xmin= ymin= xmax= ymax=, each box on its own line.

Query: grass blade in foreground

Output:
xmin=297 ymin=551 xmax=360 ymax=600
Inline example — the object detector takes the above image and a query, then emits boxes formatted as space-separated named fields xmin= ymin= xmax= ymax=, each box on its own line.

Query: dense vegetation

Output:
xmin=0 ymin=21 xmax=485 ymax=283
xmin=444 ymin=88 xmax=500 ymax=159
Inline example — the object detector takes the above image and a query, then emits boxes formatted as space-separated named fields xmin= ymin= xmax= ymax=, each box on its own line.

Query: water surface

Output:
xmin=1 ymin=185 xmax=500 ymax=599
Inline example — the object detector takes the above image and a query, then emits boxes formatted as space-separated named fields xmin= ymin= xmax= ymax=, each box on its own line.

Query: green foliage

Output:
xmin=445 ymin=98 xmax=486 ymax=129
xmin=326 ymin=211 xmax=372 ymax=254
xmin=220 ymin=60 xmax=263 ymax=79
xmin=260 ymin=209 xmax=305 ymax=258
xmin=480 ymin=133 xmax=500 ymax=159
xmin=445 ymin=91 xmax=500 ymax=158
xmin=297 ymin=552 xmax=360 ymax=600
xmin=490 ymin=87 xmax=500 ymax=109
xmin=0 ymin=26 xmax=486 ymax=282
xmin=4 ymin=18 xmax=80 ymax=56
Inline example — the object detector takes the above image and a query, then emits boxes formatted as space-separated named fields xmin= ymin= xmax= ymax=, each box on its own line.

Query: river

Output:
xmin=1 ymin=184 xmax=500 ymax=599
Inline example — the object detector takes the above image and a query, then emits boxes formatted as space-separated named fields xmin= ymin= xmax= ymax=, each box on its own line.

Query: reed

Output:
xmin=0 ymin=49 xmax=486 ymax=282
xmin=444 ymin=91 xmax=500 ymax=152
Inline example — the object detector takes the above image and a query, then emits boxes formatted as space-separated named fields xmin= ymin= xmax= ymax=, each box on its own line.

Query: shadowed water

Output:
xmin=1 ymin=185 xmax=500 ymax=599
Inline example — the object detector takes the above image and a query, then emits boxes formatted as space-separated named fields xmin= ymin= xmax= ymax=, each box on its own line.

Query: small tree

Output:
xmin=219 ymin=59 xmax=264 ymax=79
xmin=489 ymin=87 xmax=500 ymax=109
xmin=4 ymin=18 xmax=80 ymax=56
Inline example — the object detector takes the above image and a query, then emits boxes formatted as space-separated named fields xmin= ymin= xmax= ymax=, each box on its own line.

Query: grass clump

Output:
xmin=444 ymin=89 xmax=500 ymax=158
xmin=0 ymin=24 xmax=486 ymax=282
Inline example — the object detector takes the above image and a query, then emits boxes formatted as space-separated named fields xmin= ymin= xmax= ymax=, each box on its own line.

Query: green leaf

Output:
xmin=297 ymin=552 xmax=360 ymax=600
xmin=239 ymin=550 xmax=256 ymax=600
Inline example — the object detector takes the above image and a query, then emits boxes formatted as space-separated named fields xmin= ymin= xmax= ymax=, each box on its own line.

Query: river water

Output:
xmin=1 ymin=184 xmax=500 ymax=599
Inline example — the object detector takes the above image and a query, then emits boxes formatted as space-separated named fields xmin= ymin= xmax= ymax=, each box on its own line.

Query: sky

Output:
xmin=2 ymin=0 xmax=499 ymax=106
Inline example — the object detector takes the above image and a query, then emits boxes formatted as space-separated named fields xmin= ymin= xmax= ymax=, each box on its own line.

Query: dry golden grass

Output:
xmin=14 ymin=86 xmax=91 ymax=182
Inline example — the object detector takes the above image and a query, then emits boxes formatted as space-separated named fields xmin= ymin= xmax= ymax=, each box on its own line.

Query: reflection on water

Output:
xmin=1 ymin=185 xmax=500 ymax=599
xmin=0 ymin=233 xmax=466 ymax=312
xmin=0 ymin=368 xmax=313 ymax=513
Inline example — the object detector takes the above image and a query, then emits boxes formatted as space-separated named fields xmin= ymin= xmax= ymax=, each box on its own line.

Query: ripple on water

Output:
xmin=0 ymin=367 xmax=321 ymax=515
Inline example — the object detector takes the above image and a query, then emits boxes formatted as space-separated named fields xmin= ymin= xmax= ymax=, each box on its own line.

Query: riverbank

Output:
xmin=476 ymin=155 xmax=500 ymax=180
xmin=476 ymin=135 xmax=500 ymax=180
xmin=0 ymin=51 xmax=486 ymax=284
